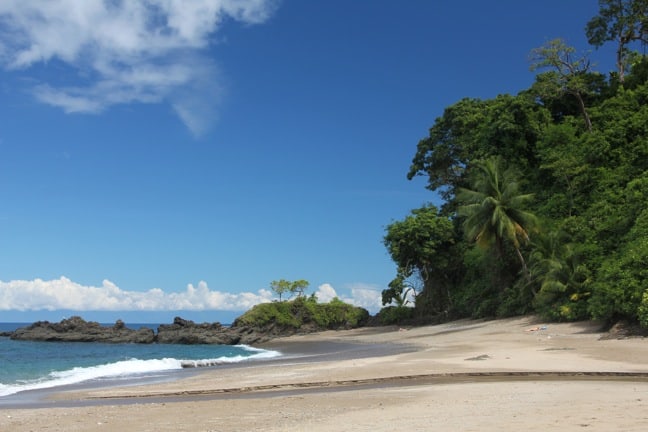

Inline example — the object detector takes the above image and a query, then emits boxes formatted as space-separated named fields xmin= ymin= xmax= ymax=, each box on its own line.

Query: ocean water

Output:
xmin=0 ymin=323 xmax=281 ymax=398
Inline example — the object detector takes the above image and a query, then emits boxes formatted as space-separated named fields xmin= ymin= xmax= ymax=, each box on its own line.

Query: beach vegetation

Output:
xmin=376 ymin=305 xmax=414 ymax=325
xmin=457 ymin=156 xmax=538 ymax=284
xmin=639 ymin=290 xmax=648 ymax=328
xmin=383 ymin=205 xmax=457 ymax=320
xmin=234 ymin=296 xmax=369 ymax=330
xmin=388 ymin=1 xmax=648 ymax=327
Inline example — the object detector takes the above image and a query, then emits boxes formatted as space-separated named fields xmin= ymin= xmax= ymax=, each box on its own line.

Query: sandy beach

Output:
xmin=2 ymin=316 xmax=648 ymax=431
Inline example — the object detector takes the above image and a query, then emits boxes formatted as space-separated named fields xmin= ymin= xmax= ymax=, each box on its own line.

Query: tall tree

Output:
xmin=270 ymin=279 xmax=309 ymax=301
xmin=289 ymin=279 xmax=310 ymax=298
xmin=586 ymin=0 xmax=648 ymax=83
xmin=407 ymin=98 xmax=489 ymax=204
xmin=530 ymin=38 xmax=596 ymax=131
xmin=408 ymin=95 xmax=549 ymax=208
xmin=270 ymin=279 xmax=291 ymax=301
xmin=457 ymin=157 xmax=538 ymax=281
xmin=383 ymin=205 xmax=456 ymax=315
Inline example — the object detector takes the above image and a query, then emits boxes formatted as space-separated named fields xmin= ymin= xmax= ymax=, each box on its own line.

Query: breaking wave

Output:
xmin=0 ymin=345 xmax=280 ymax=397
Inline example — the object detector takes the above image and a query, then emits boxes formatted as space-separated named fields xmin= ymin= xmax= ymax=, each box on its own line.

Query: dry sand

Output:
xmin=2 ymin=316 xmax=648 ymax=431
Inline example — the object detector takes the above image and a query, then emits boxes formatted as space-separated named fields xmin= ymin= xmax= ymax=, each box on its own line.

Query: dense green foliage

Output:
xmin=386 ymin=1 xmax=648 ymax=327
xmin=234 ymin=296 xmax=370 ymax=330
xmin=382 ymin=205 xmax=456 ymax=320
xmin=376 ymin=305 xmax=415 ymax=325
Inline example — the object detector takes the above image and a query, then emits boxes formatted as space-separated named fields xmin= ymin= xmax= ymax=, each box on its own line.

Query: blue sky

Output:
xmin=0 ymin=1 xmax=613 ymax=323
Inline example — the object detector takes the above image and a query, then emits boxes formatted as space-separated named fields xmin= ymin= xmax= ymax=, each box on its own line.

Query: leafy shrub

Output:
xmin=235 ymin=300 xmax=301 ymax=328
xmin=639 ymin=290 xmax=648 ymax=329
xmin=377 ymin=306 xmax=414 ymax=325
xmin=588 ymin=208 xmax=648 ymax=323
xmin=234 ymin=297 xmax=369 ymax=330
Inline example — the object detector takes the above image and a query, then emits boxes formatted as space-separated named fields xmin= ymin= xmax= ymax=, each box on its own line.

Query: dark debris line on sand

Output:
xmin=88 ymin=371 xmax=648 ymax=400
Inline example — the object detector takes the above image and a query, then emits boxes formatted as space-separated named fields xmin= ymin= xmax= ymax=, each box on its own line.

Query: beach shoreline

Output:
xmin=2 ymin=316 xmax=648 ymax=431
xmin=0 ymin=338 xmax=412 ymax=409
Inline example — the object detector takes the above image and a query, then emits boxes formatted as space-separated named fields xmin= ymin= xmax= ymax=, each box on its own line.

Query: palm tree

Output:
xmin=529 ymin=230 xmax=590 ymax=318
xmin=457 ymin=157 xmax=538 ymax=280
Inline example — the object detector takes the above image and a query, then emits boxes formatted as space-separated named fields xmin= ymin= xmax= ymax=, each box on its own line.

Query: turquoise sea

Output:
xmin=0 ymin=323 xmax=281 ymax=399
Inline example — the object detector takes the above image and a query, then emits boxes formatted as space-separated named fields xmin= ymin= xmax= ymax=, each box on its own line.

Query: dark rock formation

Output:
xmin=8 ymin=315 xmax=331 ymax=345
xmin=230 ymin=321 xmax=322 ymax=345
xmin=156 ymin=317 xmax=241 ymax=345
xmin=156 ymin=317 xmax=323 ymax=345
xmin=10 ymin=316 xmax=155 ymax=343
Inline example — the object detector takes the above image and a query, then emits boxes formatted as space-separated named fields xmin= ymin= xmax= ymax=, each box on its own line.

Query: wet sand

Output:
xmin=2 ymin=316 xmax=648 ymax=431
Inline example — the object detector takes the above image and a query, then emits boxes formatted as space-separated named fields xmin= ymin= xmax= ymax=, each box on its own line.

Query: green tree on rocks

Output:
xmin=271 ymin=279 xmax=310 ymax=301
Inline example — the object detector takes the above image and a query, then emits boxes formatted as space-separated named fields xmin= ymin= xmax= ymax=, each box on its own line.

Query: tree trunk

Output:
xmin=617 ymin=43 xmax=625 ymax=84
xmin=574 ymin=92 xmax=593 ymax=132
xmin=515 ymin=246 xmax=536 ymax=295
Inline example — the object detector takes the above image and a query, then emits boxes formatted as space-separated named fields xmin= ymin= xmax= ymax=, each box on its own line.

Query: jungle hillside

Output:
xmin=381 ymin=0 xmax=648 ymax=328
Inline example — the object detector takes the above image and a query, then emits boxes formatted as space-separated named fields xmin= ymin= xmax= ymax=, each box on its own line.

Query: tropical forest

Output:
xmin=380 ymin=0 xmax=648 ymax=328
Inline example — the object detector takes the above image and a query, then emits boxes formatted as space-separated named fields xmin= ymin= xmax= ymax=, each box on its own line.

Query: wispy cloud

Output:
xmin=0 ymin=278 xmax=383 ymax=313
xmin=0 ymin=0 xmax=277 ymax=136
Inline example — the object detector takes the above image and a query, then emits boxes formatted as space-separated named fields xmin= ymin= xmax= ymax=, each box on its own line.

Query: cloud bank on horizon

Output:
xmin=0 ymin=277 xmax=383 ymax=314
xmin=0 ymin=0 xmax=278 ymax=136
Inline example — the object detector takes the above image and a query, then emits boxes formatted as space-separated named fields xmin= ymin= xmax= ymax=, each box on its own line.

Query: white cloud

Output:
xmin=0 ymin=278 xmax=384 ymax=314
xmin=0 ymin=277 xmax=273 ymax=312
xmin=314 ymin=283 xmax=338 ymax=303
xmin=346 ymin=283 xmax=383 ymax=313
xmin=314 ymin=282 xmax=382 ymax=314
xmin=0 ymin=0 xmax=277 ymax=136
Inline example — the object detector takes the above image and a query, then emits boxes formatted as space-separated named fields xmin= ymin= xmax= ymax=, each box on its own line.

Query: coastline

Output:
xmin=2 ymin=316 xmax=648 ymax=431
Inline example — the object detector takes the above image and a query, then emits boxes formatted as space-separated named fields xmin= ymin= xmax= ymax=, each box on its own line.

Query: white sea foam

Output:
xmin=181 ymin=345 xmax=281 ymax=368
xmin=0 ymin=345 xmax=281 ymax=398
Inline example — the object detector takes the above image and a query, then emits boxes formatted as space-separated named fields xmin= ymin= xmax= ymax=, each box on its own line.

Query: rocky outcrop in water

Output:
xmin=10 ymin=316 xmax=156 ymax=343
xmin=156 ymin=317 xmax=241 ymax=344
xmin=7 ymin=316 xmax=303 ymax=345
xmin=155 ymin=317 xmax=309 ymax=345
xmin=232 ymin=321 xmax=322 ymax=345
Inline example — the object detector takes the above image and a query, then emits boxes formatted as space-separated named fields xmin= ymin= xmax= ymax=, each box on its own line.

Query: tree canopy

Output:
xmin=385 ymin=3 xmax=648 ymax=327
xmin=457 ymin=156 xmax=538 ymax=282
xmin=270 ymin=279 xmax=310 ymax=301
xmin=383 ymin=205 xmax=456 ymax=317
xmin=586 ymin=0 xmax=648 ymax=83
